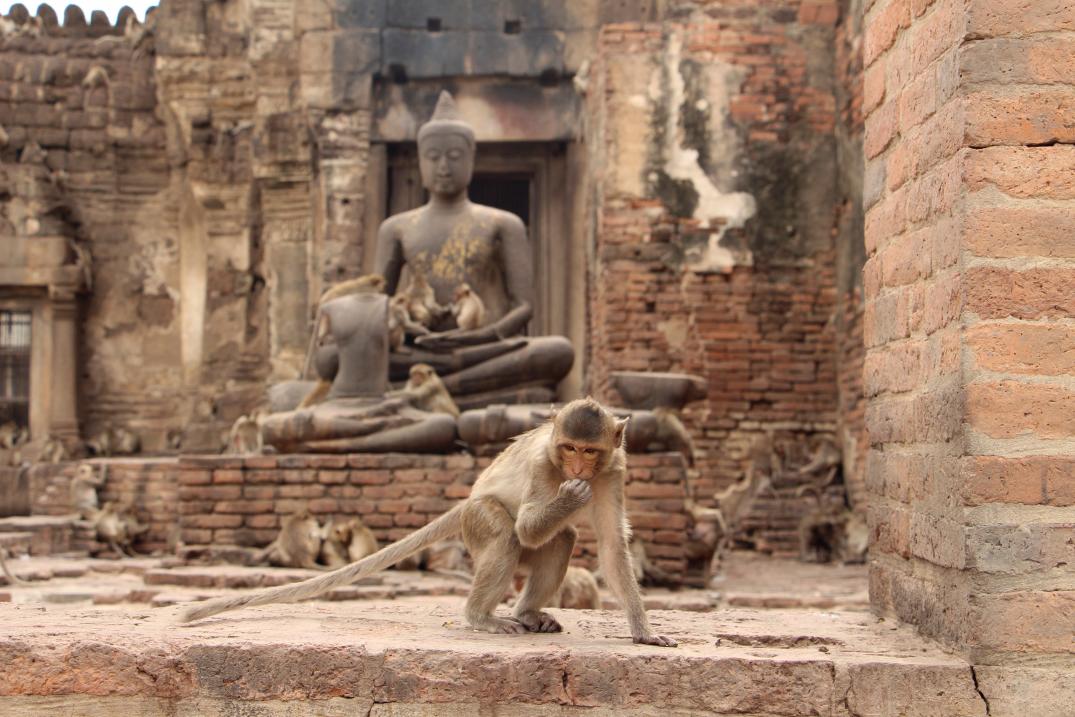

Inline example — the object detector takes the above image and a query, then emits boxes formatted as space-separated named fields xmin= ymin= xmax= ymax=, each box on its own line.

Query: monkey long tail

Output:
xmin=180 ymin=504 xmax=464 ymax=623
xmin=0 ymin=548 xmax=29 ymax=587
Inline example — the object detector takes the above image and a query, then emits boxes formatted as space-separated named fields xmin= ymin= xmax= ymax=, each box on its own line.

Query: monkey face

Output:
xmin=453 ymin=284 xmax=471 ymax=302
xmin=409 ymin=364 xmax=435 ymax=386
xmin=557 ymin=442 xmax=604 ymax=481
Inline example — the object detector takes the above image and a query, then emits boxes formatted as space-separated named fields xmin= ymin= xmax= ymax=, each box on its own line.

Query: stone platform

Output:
xmin=0 ymin=596 xmax=989 ymax=717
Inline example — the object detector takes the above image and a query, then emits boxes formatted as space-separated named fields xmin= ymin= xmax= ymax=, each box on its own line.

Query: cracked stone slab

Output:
xmin=0 ymin=598 xmax=986 ymax=715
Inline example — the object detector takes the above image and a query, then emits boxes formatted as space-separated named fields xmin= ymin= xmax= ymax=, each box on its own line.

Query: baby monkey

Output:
xmin=180 ymin=398 xmax=676 ymax=647
xmin=451 ymin=283 xmax=486 ymax=331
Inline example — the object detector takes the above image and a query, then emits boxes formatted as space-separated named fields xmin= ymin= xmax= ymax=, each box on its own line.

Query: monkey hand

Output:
xmin=633 ymin=633 xmax=678 ymax=647
xmin=557 ymin=479 xmax=592 ymax=507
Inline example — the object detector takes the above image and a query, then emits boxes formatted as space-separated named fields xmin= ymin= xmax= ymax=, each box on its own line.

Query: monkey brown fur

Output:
xmin=387 ymin=363 xmax=460 ymax=418
xmin=550 ymin=566 xmax=600 ymax=609
xmin=93 ymin=501 xmax=147 ymax=557
xmin=180 ymin=398 xmax=676 ymax=647
xmin=388 ymin=293 xmax=430 ymax=352
xmin=451 ymin=283 xmax=486 ymax=331
xmin=318 ymin=518 xmax=352 ymax=568
xmin=258 ymin=509 xmax=323 ymax=570
xmin=69 ymin=463 xmax=106 ymax=519
xmin=345 ymin=517 xmax=379 ymax=563
xmin=400 ymin=270 xmax=446 ymax=328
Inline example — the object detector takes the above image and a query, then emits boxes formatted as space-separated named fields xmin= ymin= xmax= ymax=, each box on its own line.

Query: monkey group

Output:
xmin=300 ymin=272 xmax=486 ymax=409
xmin=258 ymin=509 xmax=379 ymax=571
xmin=180 ymin=398 xmax=677 ymax=647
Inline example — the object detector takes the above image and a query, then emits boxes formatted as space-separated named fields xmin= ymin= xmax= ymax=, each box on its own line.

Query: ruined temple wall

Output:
xmin=833 ymin=0 xmax=867 ymax=510
xmin=585 ymin=4 xmax=845 ymax=528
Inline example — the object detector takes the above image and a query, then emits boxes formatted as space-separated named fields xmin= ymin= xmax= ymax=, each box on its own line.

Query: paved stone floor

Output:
xmin=0 ymin=552 xmax=994 ymax=716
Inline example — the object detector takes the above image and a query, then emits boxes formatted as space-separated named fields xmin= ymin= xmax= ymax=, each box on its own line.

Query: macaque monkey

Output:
xmin=318 ymin=518 xmax=351 ymax=569
xmin=299 ymin=275 xmax=387 ymax=409
xmin=87 ymin=426 xmax=140 ymax=457
xmin=652 ymin=407 xmax=696 ymax=467
xmin=0 ymin=421 xmax=27 ymax=449
xmin=388 ymin=293 xmax=430 ymax=353
xmin=451 ymin=283 xmax=486 ymax=331
xmin=400 ymin=270 xmax=446 ymax=328
xmin=69 ymin=463 xmax=107 ymax=519
xmin=180 ymin=398 xmax=677 ymax=648
xmin=0 ymin=547 xmax=29 ymax=587
xmin=550 ymin=566 xmax=600 ymax=609
xmin=387 ymin=363 xmax=460 ymax=418
xmin=93 ymin=501 xmax=146 ymax=557
xmin=257 ymin=509 xmax=323 ymax=570
xmin=226 ymin=414 xmax=262 ymax=455
xmin=346 ymin=517 xmax=378 ymax=563
xmin=41 ymin=435 xmax=69 ymax=464
xmin=629 ymin=539 xmax=675 ymax=587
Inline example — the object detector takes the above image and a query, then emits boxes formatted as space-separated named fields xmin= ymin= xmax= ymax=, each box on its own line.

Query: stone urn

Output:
xmin=609 ymin=371 xmax=707 ymax=410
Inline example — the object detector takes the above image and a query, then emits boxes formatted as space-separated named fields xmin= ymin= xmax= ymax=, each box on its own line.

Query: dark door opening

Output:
xmin=468 ymin=173 xmax=530 ymax=226
xmin=0 ymin=310 xmax=31 ymax=428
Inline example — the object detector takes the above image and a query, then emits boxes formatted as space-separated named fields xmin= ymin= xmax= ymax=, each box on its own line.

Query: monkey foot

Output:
xmin=475 ymin=616 xmax=529 ymax=635
xmin=633 ymin=634 xmax=678 ymax=647
xmin=515 ymin=610 xmax=563 ymax=633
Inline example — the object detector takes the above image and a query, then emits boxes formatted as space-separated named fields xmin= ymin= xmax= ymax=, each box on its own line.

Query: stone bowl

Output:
xmin=609 ymin=371 xmax=707 ymax=410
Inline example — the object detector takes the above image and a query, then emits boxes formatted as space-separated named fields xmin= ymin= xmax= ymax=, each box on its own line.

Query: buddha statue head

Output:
xmin=417 ymin=91 xmax=476 ymax=199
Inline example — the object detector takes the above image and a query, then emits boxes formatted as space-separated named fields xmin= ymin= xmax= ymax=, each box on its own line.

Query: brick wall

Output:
xmin=177 ymin=453 xmax=691 ymax=580
xmin=29 ymin=459 xmax=179 ymax=553
xmin=863 ymin=0 xmax=1075 ymax=664
xmin=586 ymin=7 xmax=847 ymax=542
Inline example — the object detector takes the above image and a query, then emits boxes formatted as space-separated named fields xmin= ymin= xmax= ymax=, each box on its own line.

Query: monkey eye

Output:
xmin=583 ymin=448 xmax=597 ymax=458
xmin=562 ymin=445 xmax=577 ymax=454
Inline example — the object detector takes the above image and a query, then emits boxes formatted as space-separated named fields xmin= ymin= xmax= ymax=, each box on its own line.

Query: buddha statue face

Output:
xmin=418 ymin=130 xmax=474 ymax=199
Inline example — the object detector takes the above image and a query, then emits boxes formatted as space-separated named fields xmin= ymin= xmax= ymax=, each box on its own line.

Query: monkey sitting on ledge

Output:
xmin=180 ymin=398 xmax=677 ymax=647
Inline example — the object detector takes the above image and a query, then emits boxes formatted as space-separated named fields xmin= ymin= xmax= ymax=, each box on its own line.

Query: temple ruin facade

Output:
xmin=0 ymin=0 xmax=1071 ymax=713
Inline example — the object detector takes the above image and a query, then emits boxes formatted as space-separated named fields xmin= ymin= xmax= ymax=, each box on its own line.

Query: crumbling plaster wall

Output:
xmin=585 ymin=1 xmax=848 ymax=547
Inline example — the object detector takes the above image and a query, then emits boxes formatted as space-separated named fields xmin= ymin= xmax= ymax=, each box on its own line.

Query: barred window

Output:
xmin=0 ymin=311 xmax=31 ymax=429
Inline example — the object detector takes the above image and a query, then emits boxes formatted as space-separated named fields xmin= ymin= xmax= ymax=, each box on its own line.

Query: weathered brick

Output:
xmin=966 ymin=381 xmax=1075 ymax=440
xmin=183 ymin=514 xmax=243 ymax=529
xmin=965 ymin=267 xmax=1075 ymax=320
xmin=179 ymin=485 xmax=242 ymax=501
xmin=350 ymin=470 xmax=391 ymax=485
xmin=966 ymin=0 xmax=1075 ymax=39
xmin=864 ymin=185 xmax=907 ymax=254
xmin=864 ymin=0 xmax=910 ymax=66
xmin=960 ymin=456 xmax=1075 ymax=507
xmin=967 ymin=323 xmax=1075 ymax=377
xmin=869 ymin=503 xmax=911 ymax=558
xmin=966 ymin=146 xmax=1075 ymax=200
xmin=880 ymin=227 xmax=931 ymax=287
xmin=177 ymin=470 xmax=211 ymax=486
xmin=907 ymin=0 xmax=963 ymax=78
xmin=962 ymin=37 xmax=1075 ymax=86
xmin=864 ymin=60 xmax=886 ymax=115
xmin=216 ymin=500 xmax=273 ymax=514
xmin=864 ymin=98 xmax=898 ymax=158
xmin=965 ymin=89 xmax=1075 ymax=147
xmin=897 ymin=69 xmax=937 ymax=133
xmin=212 ymin=469 xmax=244 ymax=484
xmin=865 ymin=394 xmax=916 ymax=444
xmin=967 ymin=591 xmax=1075 ymax=655
xmin=964 ymin=204 xmax=1075 ymax=259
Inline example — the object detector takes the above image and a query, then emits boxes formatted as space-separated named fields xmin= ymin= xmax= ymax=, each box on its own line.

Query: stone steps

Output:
xmin=0 ymin=515 xmax=95 ymax=556
xmin=0 ymin=599 xmax=989 ymax=716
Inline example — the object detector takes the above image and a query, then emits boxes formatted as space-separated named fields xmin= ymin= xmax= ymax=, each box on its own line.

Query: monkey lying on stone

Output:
xmin=181 ymin=398 xmax=677 ymax=647
xmin=550 ymin=566 xmax=600 ymax=609
xmin=257 ymin=508 xmax=323 ymax=570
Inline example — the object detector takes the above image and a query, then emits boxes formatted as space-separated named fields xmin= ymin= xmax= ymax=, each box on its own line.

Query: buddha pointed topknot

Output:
xmin=417 ymin=90 xmax=475 ymax=146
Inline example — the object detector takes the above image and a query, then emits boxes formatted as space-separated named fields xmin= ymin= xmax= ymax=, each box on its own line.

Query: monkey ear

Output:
xmin=614 ymin=416 xmax=630 ymax=447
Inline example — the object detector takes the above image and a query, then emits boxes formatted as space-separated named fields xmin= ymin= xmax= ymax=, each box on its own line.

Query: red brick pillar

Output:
xmin=863 ymin=0 xmax=1074 ymax=667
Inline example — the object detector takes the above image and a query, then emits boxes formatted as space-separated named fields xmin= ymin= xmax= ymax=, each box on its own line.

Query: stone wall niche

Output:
xmin=0 ymin=160 xmax=88 ymax=446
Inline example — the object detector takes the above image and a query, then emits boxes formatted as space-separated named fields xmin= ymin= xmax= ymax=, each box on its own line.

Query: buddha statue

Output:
xmin=261 ymin=92 xmax=573 ymax=452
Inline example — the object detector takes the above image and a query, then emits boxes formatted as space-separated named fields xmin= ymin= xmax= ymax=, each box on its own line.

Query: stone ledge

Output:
xmin=0 ymin=598 xmax=988 ymax=716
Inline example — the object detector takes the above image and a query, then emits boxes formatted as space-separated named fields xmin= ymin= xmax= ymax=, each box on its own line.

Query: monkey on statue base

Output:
xmin=387 ymin=363 xmax=460 ymax=418
xmin=451 ymin=282 xmax=486 ymax=331
xmin=550 ymin=566 xmax=601 ymax=610
xmin=69 ymin=463 xmax=107 ymax=519
xmin=180 ymin=398 xmax=677 ymax=647
xmin=400 ymin=270 xmax=447 ymax=329
xmin=388 ymin=293 xmax=430 ymax=353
